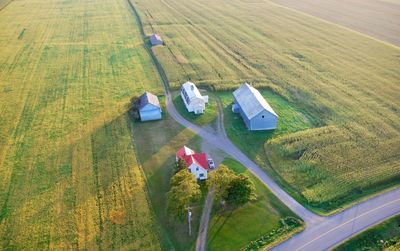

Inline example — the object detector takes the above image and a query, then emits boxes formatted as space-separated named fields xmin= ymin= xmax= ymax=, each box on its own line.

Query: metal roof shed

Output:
xmin=139 ymin=92 xmax=162 ymax=121
xmin=150 ymin=34 xmax=163 ymax=46
xmin=232 ymin=83 xmax=278 ymax=130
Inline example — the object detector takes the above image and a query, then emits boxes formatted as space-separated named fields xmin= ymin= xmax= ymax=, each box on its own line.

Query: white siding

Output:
xmin=188 ymin=163 xmax=208 ymax=180
xmin=180 ymin=82 xmax=208 ymax=114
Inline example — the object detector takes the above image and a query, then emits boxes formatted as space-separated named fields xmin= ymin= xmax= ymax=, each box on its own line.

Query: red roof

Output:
xmin=176 ymin=146 xmax=195 ymax=159
xmin=176 ymin=146 xmax=208 ymax=170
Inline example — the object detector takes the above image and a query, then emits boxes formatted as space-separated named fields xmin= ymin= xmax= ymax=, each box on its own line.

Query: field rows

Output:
xmin=0 ymin=0 xmax=163 ymax=249
xmin=272 ymin=0 xmax=400 ymax=46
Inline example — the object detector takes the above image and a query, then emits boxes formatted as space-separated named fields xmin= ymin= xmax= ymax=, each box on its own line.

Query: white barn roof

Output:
xmin=181 ymin=81 xmax=204 ymax=102
xmin=233 ymin=83 xmax=277 ymax=119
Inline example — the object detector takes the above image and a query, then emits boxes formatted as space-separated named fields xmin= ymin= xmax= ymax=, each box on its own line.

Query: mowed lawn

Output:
xmin=133 ymin=0 xmax=400 ymax=213
xmin=131 ymin=100 xmax=204 ymax=251
xmin=172 ymin=91 xmax=218 ymax=126
xmin=207 ymin=159 xmax=303 ymax=251
xmin=218 ymin=91 xmax=313 ymax=166
xmin=0 ymin=0 xmax=163 ymax=249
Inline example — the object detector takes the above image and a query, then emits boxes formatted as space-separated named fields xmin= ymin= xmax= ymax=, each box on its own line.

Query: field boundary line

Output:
xmin=0 ymin=0 xmax=14 ymax=11
xmin=126 ymin=0 xmax=171 ymax=94
xmin=267 ymin=0 xmax=400 ymax=49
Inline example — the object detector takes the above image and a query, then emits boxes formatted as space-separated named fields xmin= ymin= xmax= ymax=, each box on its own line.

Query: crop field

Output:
xmin=272 ymin=0 xmax=400 ymax=46
xmin=0 ymin=0 xmax=163 ymax=249
xmin=335 ymin=215 xmax=400 ymax=251
xmin=207 ymin=159 xmax=303 ymax=251
xmin=134 ymin=0 xmax=400 ymax=212
xmin=131 ymin=100 xmax=205 ymax=251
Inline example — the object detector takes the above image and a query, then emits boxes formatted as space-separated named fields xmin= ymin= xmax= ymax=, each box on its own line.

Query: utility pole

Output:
xmin=188 ymin=207 xmax=192 ymax=236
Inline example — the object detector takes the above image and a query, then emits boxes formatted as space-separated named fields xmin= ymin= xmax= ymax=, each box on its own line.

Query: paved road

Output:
xmin=273 ymin=189 xmax=400 ymax=251
xmin=127 ymin=1 xmax=400 ymax=250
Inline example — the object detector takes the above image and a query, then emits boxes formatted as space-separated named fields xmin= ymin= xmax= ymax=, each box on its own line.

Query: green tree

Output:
xmin=206 ymin=164 xmax=236 ymax=199
xmin=167 ymin=169 xmax=201 ymax=220
xmin=224 ymin=174 xmax=255 ymax=207
xmin=175 ymin=157 xmax=188 ymax=174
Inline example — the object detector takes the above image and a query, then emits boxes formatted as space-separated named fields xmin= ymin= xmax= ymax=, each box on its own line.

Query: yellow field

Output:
xmin=0 ymin=0 xmax=12 ymax=10
xmin=134 ymin=0 xmax=400 ymax=212
xmin=0 ymin=0 xmax=162 ymax=249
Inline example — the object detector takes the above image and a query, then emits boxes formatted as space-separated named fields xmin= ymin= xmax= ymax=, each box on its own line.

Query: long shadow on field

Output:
xmin=131 ymin=110 xmax=204 ymax=250
xmin=207 ymin=210 xmax=234 ymax=248
xmin=1 ymin=111 xmax=164 ymax=250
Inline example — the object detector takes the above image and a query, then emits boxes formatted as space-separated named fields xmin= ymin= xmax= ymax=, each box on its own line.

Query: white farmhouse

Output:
xmin=180 ymin=81 xmax=208 ymax=114
xmin=176 ymin=146 xmax=208 ymax=180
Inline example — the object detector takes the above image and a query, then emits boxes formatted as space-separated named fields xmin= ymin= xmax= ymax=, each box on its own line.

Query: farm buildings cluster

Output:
xmin=146 ymin=33 xmax=279 ymax=129
xmin=134 ymin=82 xmax=277 ymax=180
xmin=140 ymin=33 xmax=278 ymax=179
xmin=136 ymin=82 xmax=278 ymax=130
xmin=178 ymin=81 xmax=278 ymax=130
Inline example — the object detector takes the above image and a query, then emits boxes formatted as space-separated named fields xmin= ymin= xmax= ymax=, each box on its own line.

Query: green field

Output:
xmin=131 ymin=99 xmax=205 ymax=250
xmin=0 ymin=0 xmax=163 ymax=249
xmin=335 ymin=215 xmax=400 ymax=251
xmin=207 ymin=159 xmax=303 ymax=251
xmin=134 ymin=0 xmax=400 ymax=213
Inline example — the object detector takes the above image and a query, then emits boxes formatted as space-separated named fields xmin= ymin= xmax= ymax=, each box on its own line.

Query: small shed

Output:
xmin=180 ymin=81 xmax=208 ymax=114
xmin=232 ymin=83 xmax=278 ymax=130
xmin=150 ymin=34 xmax=163 ymax=46
xmin=139 ymin=92 xmax=162 ymax=121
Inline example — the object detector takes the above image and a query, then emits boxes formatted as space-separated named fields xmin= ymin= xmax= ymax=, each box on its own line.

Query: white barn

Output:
xmin=180 ymin=81 xmax=209 ymax=114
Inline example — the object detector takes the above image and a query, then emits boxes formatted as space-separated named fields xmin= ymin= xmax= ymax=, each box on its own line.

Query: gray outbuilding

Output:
xmin=232 ymin=83 xmax=278 ymax=130
xmin=149 ymin=34 xmax=164 ymax=46
xmin=139 ymin=92 xmax=162 ymax=121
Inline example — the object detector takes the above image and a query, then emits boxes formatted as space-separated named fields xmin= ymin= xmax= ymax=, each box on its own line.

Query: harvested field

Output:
xmin=0 ymin=0 xmax=163 ymax=249
xmin=272 ymin=0 xmax=400 ymax=46
xmin=134 ymin=0 xmax=400 ymax=212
